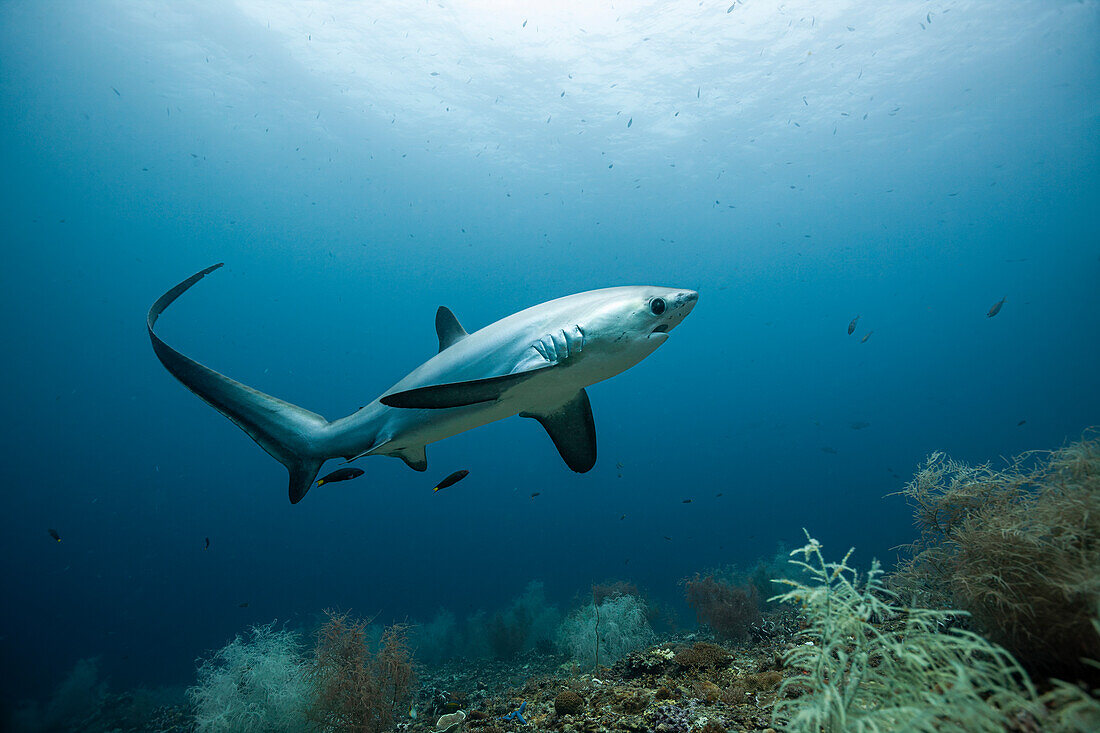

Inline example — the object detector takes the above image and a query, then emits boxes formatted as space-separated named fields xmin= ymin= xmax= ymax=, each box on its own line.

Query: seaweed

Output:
xmin=681 ymin=573 xmax=761 ymax=642
xmin=308 ymin=610 xmax=415 ymax=733
xmin=188 ymin=623 xmax=312 ymax=732
xmin=771 ymin=532 xmax=1042 ymax=732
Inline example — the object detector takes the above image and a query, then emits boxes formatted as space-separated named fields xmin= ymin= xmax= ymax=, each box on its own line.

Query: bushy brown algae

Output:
xmin=893 ymin=432 xmax=1100 ymax=675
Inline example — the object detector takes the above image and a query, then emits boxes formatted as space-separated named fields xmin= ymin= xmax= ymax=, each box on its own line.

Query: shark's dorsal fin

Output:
xmin=521 ymin=389 xmax=597 ymax=473
xmin=436 ymin=306 xmax=468 ymax=352
xmin=380 ymin=365 xmax=554 ymax=409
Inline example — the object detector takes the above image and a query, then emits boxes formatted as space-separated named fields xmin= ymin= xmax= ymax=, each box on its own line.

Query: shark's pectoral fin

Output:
xmin=521 ymin=389 xmax=597 ymax=473
xmin=436 ymin=306 xmax=469 ymax=352
xmin=394 ymin=445 xmax=428 ymax=471
xmin=380 ymin=365 xmax=555 ymax=409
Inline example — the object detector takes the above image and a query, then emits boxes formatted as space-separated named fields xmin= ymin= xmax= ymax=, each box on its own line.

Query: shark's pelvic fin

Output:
xmin=147 ymin=264 xmax=329 ymax=504
xmin=521 ymin=389 xmax=597 ymax=473
xmin=435 ymin=306 xmax=469 ymax=352
xmin=379 ymin=365 xmax=555 ymax=409
xmin=393 ymin=445 xmax=428 ymax=471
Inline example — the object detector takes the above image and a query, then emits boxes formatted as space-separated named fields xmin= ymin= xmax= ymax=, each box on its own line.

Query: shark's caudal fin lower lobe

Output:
xmin=147 ymin=264 xmax=329 ymax=503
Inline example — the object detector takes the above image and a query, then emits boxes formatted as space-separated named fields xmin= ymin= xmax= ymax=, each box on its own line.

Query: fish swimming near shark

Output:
xmin=148 ymin=264 xmax=698 ymax=503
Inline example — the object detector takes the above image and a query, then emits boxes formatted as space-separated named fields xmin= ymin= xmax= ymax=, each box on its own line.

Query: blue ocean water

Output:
xmin=1 ymin=0 xmax=1097 ymax=711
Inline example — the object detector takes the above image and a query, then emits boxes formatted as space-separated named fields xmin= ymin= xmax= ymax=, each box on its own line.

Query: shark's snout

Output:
xmin=678 ymin=289 xmax=699 ymax=314
xmin=650 ymin=289 xmax=698 ymax=336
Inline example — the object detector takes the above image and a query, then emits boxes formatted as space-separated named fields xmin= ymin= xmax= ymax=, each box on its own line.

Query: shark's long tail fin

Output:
xmin=147 ymin=264 xmax=329 ymax=503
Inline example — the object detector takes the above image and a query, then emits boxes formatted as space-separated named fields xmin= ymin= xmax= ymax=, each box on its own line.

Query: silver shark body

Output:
xmin=148 ymin=264 xmax=697 ymax=503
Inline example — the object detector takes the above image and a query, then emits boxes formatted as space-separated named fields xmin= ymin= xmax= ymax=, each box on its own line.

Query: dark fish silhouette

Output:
xmin=316 ymin=467 xmax=364 ymax=486
xmin=238 ymin=602 xmax=249 ymax=608
xmin=848 ymin=315 xmax=860 ymax=335
xmin=48 ymin=528 xmax=60 ymax=542
xmin=530 ymin=492 xmax=541 ymax=498
xmin=433 ymin=469 xmax=469 ymax=492
xmin=204 ymin=537 xmax=210 ymax=550
xmin=682 ymin=499 xmax=692 ymax=504
xmin=861 ymin=331 xmax=873 ymax=343
xmin=1017 ymin=420 xmax=1027 ymax=426
xmin=987 ymin=297 xmax=1006 ymax=318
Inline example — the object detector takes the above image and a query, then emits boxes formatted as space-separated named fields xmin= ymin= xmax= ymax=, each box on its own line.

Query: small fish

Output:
xmin=530 ymin=492 xmax=541 ymax=498
xmin=627 ymin=117 xmax=632 ymax=128
xmin=620 ymin=514 xmax=626 ymax=520
xmin=848 ymin=315 xmax=860 ymax=335
xmin=316 ymin=467 xmax=364 ymax=486
xmin=727 ymin=3 xmax=735 ymax=12
xmin=682 ymin=499 xmax=692 ymax=504
xmin=238 ymin=602 xmax=249 ymax=608
xmin=849 ymin=421 xmax=871 ymax=430
xmin=822 ymin=446 xmax=838 ymax=454
xmin=716 ymin=493 xmax=723 ymax=497
xmin=48 ymin=528 xmax=60 ymax=542
xmin=861 ymin=331 xmax=873 ymax=343
xmin=522 ymin=19 xmax=527 ymax=27
xmin=111 ymin=86 xmax=120 ymax=96
xmin=433 ymin=469 xmax=469 ymax=492
xmin=1017 ymin=420 xmax=1027 ymax=427
xmin=987 ymin=297 xmax=1006 ymax=318
xmin=663 ymin=535 xmax=672 ymax=541
xmin=204 ymin=537 xmax=210 ymax=550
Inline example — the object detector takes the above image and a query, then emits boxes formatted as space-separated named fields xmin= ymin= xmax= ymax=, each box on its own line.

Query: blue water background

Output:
xmin=1 ymin=0 xmax=1097 ymax=703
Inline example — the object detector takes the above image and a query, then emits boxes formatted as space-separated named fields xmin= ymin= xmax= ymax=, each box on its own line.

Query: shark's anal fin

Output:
xmin=380 ymin=365 xmax=555 ymax=409
xmin=521 ymin=389 xmax=597 ymax=473
xmin=436 ymin=306 xmax=468 ymax=352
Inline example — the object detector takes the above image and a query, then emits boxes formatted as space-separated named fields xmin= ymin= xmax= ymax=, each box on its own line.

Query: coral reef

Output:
xmin=894 ymin=434 xmax=1100 ymax=674
xmin=672 ymin=641 xmax=733 ymax=670
xmin=553 ymin=689 xmax=584 ymax=715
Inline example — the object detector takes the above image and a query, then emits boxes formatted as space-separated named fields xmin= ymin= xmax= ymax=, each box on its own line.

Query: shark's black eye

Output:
xmin=650 ymin=298 xmax=666 ymax=316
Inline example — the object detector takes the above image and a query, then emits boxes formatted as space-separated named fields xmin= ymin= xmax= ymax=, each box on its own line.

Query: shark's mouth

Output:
xmin=651 ymin=324 xmax=669 ymax=334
